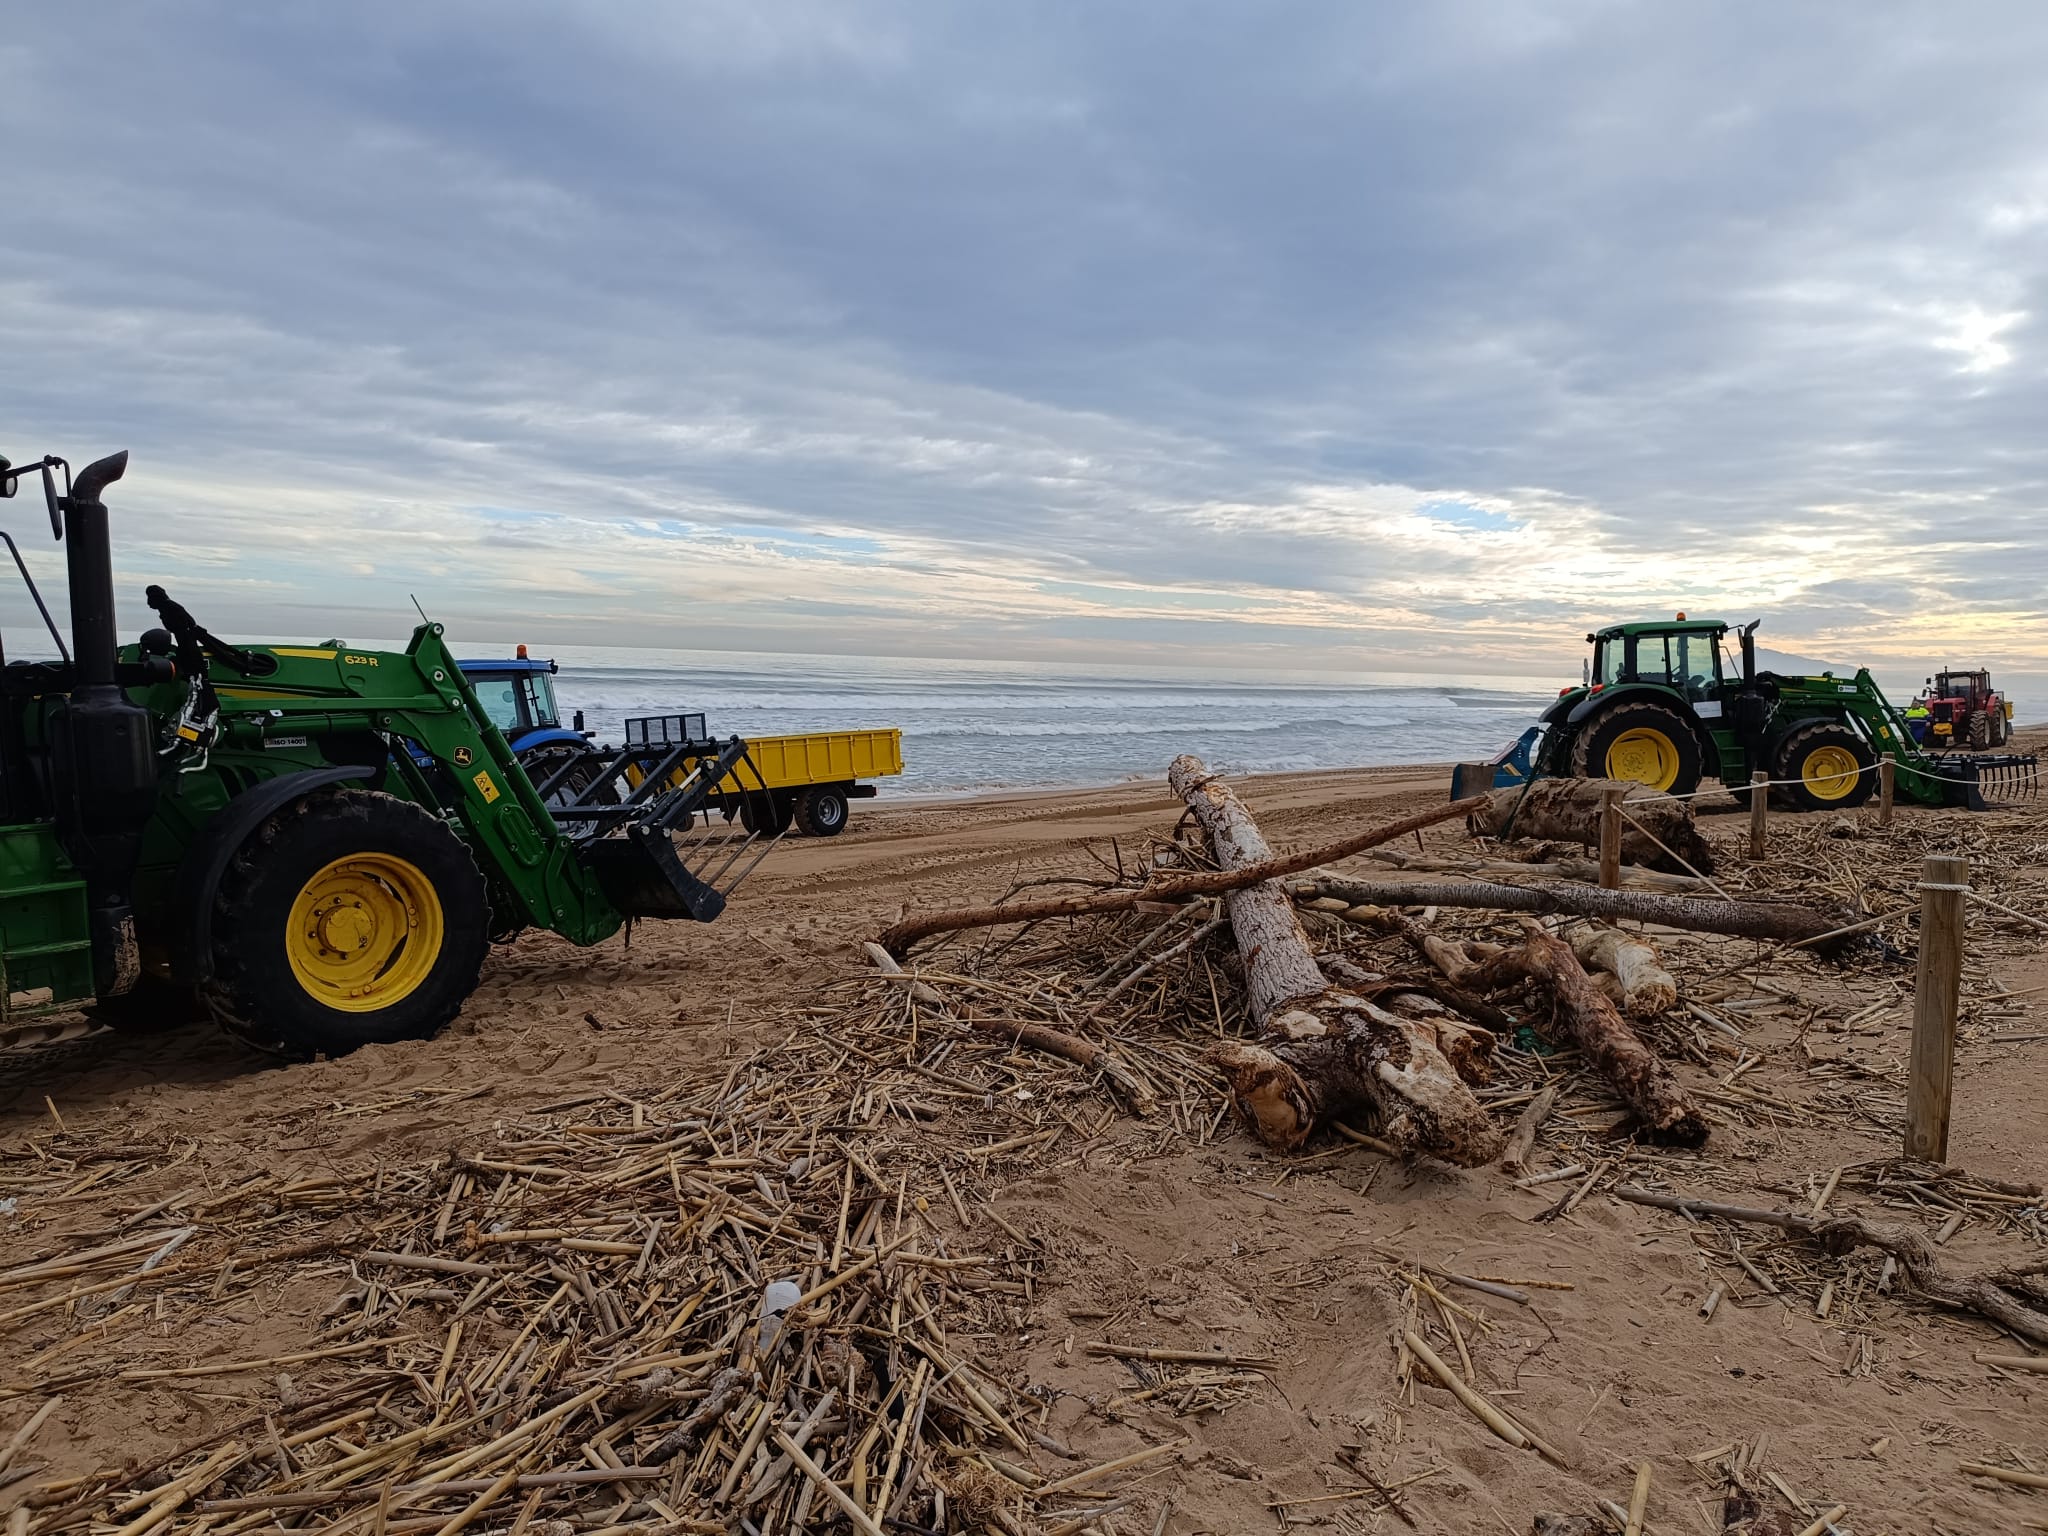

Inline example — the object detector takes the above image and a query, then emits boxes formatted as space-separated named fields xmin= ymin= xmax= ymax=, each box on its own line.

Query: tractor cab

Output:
xmin=1585 ymin=618 xmax=1742 ymax=703
xmin=1934 ymin=668 xmax=1992 ymax=701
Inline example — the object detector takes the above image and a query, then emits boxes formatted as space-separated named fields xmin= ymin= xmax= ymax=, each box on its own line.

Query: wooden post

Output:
xmin=1748 ymin=772 xmax=1769 ymax=860
xmin=1598 ymin=785 xmax=1623 ymax=889
xmin=1878 ymin=754 xmax=1895 ymax=827
xmin=1905 ymin=854 xmax=1968 ymax=1163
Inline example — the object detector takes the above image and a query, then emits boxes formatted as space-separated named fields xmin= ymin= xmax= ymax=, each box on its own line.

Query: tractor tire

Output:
xmin=1992 ymin=711 xmax=2011 ymax=747
xmin=739 ymin=789 xmax=793 ymax=837
xmin=1771 ymin=721 xmax=1876 ymax=812
xmin=793 ymin=784 xmax=851 ymax=837
xmin=1569 ymin=701 xmax=1703 ymax=797
xmin=201 ymin=789 xmax=492 ymax=1060
xmin=1969 ymin=711 xmax=1992 ymax=750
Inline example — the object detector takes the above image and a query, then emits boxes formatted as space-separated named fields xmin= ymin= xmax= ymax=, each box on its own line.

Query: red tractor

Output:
xmin=1919 ymin=668 xmax=2014 ymax=750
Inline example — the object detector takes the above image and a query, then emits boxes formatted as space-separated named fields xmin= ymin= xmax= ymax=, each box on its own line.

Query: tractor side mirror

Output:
xmin=0 ymin=457 xmax=12 ymax=498
xmin=39 ymin=462 xmax=62 ymax=539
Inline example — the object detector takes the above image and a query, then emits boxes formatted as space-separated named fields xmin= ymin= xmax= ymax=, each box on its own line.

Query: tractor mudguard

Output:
xmin=1564 ymin=682 xmax=1684 ymax=727
xmin=508 ymin=726 xmax=592 ymax=756
xmin=167 ymin=766 xmax=372 ymax=986
xmin=1538 ymin=694 xmax=1579 ymax=727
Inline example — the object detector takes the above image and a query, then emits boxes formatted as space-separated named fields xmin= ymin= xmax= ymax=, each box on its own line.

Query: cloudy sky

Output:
xmin=4 ymin=2 xmax=2045 ymax=680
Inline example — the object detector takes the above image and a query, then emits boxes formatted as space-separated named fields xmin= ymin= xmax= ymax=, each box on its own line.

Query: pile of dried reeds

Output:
xmin=3 ymin=1032 xmax=1189 ymax=1536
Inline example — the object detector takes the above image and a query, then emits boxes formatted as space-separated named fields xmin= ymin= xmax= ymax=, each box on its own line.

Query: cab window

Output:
xmin=1594 ymin=638 xmax=1628 ymax=685
xmin=478 ymin=678 xmax=522 ymax=734
xmin=1636 ymin=632 xmax=1720 ymax=698
xmin=1672 ymin=633 xmax=1720 ymax=699
xmin=522 ymin=672 xmax=560 ymax=730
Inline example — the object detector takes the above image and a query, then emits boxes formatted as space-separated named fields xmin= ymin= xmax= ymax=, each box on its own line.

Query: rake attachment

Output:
xmin=1923 ymin=751 xmax=2040 ymax=811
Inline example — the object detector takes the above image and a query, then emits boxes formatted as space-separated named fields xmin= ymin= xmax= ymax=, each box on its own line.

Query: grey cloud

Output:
xmin=3 ymin=3 xmax=2046 ymax=668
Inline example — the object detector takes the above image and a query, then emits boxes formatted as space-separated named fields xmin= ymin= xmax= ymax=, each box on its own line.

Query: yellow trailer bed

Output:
xmin=726 ymin=728 xmax=904 ymax=793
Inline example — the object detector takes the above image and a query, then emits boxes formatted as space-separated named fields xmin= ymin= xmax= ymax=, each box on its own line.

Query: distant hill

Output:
xmin=1754 ymin=645 xmax=1850 ymax=677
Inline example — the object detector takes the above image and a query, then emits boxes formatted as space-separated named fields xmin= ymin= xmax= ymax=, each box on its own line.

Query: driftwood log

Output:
xmin=1170 ymin=756 xmax=1504 ymax=1165
xmin=1497 ymin=1084 xmax=1558 ymax=1174
xmin=876 ymin=795 xmax=1489 ymax=956
xmin=1294 ymin=875 xmax=1854 ymax=952
xmin=1568 ymin=926 xmax=1677 ymax=1018
xmin=1614 ymin=1185 xmax=2048 ymax=1344
xmin=1454 ymin=921 xmax=1708 ymax=1146
xmin=1470 ymin=779 xmax=1715 ymax=875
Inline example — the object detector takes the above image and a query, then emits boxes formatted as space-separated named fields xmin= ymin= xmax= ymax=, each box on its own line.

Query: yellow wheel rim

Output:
xmin=1801 ymin=745 xmax=1862 ymax=801
xmin=286 ymin=853 xmax=443 ymax=1013
xmin=1604 ymin=727 xmax=1681 ymax=791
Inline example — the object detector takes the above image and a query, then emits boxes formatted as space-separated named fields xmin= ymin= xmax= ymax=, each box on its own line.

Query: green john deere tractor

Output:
xmin=0 ymin=447 xmax=779 ymax=1058
xmin=1453 ymin=616 xmax=2037 ymax=811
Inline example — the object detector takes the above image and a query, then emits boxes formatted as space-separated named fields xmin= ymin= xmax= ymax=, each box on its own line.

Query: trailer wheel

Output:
xmin=202 ymin=790 xmax=491 ymax=1059
xmin=794 ymin=784 xmax=851 ymax=837
xmin=1569 ymin=701 xmax=1702 ymax=796
xmin=1772 ymin=722 xmax=1876 ymax=811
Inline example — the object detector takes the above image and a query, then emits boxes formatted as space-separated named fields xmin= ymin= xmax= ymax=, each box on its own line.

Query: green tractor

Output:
xmin=1453 ymin=615 xmax=2037 ymax=811
xmin=0 ymin=448 xmax=778 ymax=1058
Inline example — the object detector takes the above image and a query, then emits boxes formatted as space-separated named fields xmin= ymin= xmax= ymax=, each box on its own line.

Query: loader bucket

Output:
xmin=1451 ymin=725 xmax=1545 ymax=801
xmin=1924 ymin=752 xmax=2040 ymax=811
xmin=581 ymin=823 xmax=728 ymax=921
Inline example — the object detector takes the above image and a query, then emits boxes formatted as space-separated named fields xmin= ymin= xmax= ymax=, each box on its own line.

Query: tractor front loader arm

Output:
xmin=384 ymin=624 xmax=626 ymax=946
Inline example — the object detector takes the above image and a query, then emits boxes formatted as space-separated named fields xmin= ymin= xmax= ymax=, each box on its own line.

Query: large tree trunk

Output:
xmin=1460 ymin=922 xmax=1708 ymax=1146
xmin=1295 ymin=874 xmax=1854 ymax=951
xmin=1171 ymin=756 xmax=1504 ymax=1165
xmin=1469 ymin=779 xmax=1716 ymax=875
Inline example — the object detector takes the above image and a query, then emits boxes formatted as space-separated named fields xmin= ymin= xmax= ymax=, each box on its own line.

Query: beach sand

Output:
xmin=4 ymin=753 xmax=2046 ymax=1532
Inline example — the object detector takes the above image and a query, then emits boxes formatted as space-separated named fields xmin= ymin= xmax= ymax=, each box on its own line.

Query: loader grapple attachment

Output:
xmin=1920 ymin=751 xmax=2040 ymax=811
xmin=536 ymin=729 xmax=781 ymax=921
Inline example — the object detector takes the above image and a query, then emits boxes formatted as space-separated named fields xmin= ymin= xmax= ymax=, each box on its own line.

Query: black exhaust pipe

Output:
xmin=63 ymin=450 xmax=127 ymax=688
xmin=47 ymin=450 xmax=155 ymax=996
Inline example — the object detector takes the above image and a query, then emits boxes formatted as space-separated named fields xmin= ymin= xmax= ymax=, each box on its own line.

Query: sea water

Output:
xmin=498 ymin=644 xmax=1556 ymax=797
